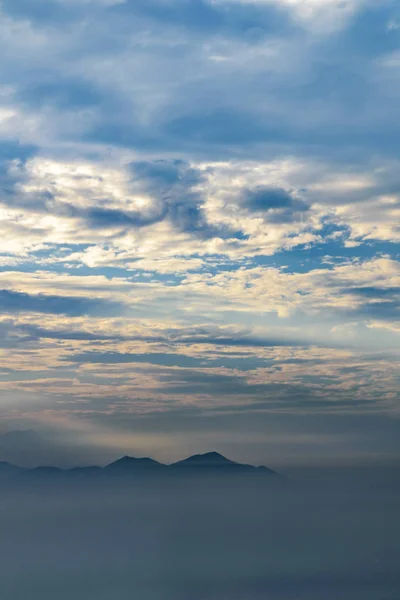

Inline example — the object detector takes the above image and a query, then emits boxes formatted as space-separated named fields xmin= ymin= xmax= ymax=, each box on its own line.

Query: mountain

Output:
xmin=172 ymin=451 xmax=236 ymax=468
xmin=170 ymin=451 xmax=278 ymax=476
xmin=105 ymin=456 xmax=167 ymax=474
xmin=0 ymin=452 xmax=281 ymax=485
xmin=66 ymin=466 xmax=103 ymax=477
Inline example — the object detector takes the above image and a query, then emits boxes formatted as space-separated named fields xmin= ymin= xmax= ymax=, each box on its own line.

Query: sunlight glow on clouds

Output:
xmin=0 ymin=0 xmax=398 ymax=465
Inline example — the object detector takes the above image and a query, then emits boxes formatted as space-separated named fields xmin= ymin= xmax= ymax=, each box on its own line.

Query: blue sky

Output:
xmin=0 ymin=0 xmax=399 ymax=467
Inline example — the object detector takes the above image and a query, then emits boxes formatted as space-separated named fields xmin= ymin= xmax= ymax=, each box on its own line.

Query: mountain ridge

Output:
xmin=0 ymin=451 xmax=281 ymax=480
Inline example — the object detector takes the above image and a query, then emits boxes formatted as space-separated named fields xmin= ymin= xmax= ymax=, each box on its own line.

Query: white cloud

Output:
xmin=0 ymin=0 xmax=399 ymax=451
xmin=214 ymin=0 xmax=368 ymax=31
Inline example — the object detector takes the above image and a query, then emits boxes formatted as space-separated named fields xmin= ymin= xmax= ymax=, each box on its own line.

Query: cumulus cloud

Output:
xmin=241 ymin=185 xmax=309 ymax=222
xmin=0 ymin=0 xmax=399 ymax=463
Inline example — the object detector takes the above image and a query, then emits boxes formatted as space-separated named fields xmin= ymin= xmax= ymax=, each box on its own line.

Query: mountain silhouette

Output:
xmin=105 ymin=455 xmax=167 ymax=473
xmin=170 ymin=451 xmax=277 ymax=475
xmin=0 ymin=451 xmax=281 ymax=485
xmin=172 ymin=451 xmax=235 ymax=467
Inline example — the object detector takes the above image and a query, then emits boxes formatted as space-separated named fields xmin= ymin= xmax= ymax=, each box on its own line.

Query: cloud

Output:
xmin=2 ymin=319 xmax=311 ymax=354
xmin=0 ymin=157 xmax=237 ymax=240
xmin=342 ymin=286 xmax=400 ymax=299
xmin=0 ymin=0 xmax=399 ymax=464
xmin=63 ymin=331 xmax=312 ymax=366
xmin=0 ymin=289 xmax=123 ymax=317
xmin=71 ymin=205 xmax=163 ymax=230
xmin=130 ymin=159 xmax=218 ymax=237
xmin=241 ymin=185 xmax=309 ymax=222
xmin=67 ymin=351 xmax=210 ymax=368
xmin=19 ymin=79 xmax=104 ymax=111
xmin=0 ymin=0 xmax=398 ymax=162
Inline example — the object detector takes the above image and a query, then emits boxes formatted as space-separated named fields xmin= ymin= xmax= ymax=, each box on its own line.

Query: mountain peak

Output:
xmin=200 ymin=451 xmax=227 ymax=460
xmin=106 ymin=455 xmax=165 ymax=471
xmin=0 ymin=452 xmax=281 ymax=481
xmin=172 ymin=451 xmax=237 ymax=468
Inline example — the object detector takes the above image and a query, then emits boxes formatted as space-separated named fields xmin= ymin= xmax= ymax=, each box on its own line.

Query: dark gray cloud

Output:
xmin=68 ymin=205 xmax=165 ymax=230
xmin=157 ymin=368 xmax=273 ymax=396
xmin=0 ymin=157 xmax=237 ymax=238
xmin=338 ymin=287 xmax=400 ymax=321
xmin=2 ymin=0 xmax=400 ymax=164
xmin=65 ymin=349 xmax=272 ymax=371
xmin=0 ymin=321 xmax=38 ymax=348
xmin=173 ymin=334 xmax=307 ymax=348
xmin=342 ymin=286 xmax=400 ymax=299
xmin=166 ymin=108 xmax=281 ymax=148
xmin=130 ymin=159 xmax=235 ymax=238
xmin=2 ymin=321 xmax=311 ymax=349
xmin=0 ymin=290 xmax=123 ymax=317
xmin=352 ymin=301 xmax=400 ymax=321
xmin=65 ymin=333 xmax=312 ymax=366
xmin=0 ymin=141 xmax=37 ymax=165
xmin=244 ymin=186 xmax=305 ymax=211
xmin=67 ymin=351 xmax=208 ymax=368
xmin=19 ymin=79 xmax=105 ymax=110
xmin=17 ymin=324 xmax=132 ymax=342
xmin=131 ymin=160 xmax=194 ymax=187
xmin=241 ymin=186 xmax=310 ymax=223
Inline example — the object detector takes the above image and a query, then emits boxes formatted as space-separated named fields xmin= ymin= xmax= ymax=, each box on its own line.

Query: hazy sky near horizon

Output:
xmin=0 ymin=0 xmax=399 ymax=467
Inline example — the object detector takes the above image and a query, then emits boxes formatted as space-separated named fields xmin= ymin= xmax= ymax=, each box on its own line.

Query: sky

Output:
xmin=0 ymin=0 xmax=399 ymax=468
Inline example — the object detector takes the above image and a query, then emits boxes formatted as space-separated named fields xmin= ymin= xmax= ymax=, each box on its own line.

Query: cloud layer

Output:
xmin=0 ymin=0 xmax=399 ymax=466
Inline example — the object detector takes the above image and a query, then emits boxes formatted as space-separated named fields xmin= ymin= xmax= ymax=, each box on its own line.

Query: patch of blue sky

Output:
xmin=108 ymin=0 xmax=292 ymax=36
xmin=247 ymin=240 xmax=400 ymax=275
xmin=0 ymin=0 xmax=71 ymax=23
xmin=335 ymin=2 xmax=400 ymax=57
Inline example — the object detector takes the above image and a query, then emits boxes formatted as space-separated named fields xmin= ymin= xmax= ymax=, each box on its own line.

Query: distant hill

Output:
xmin=105 ymin=455 xmax=168 ymax=473
xmin=0 ymin=451 xmax=282 ymax=485
xmin=170 ymin=451 xmax=277 ymax=475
